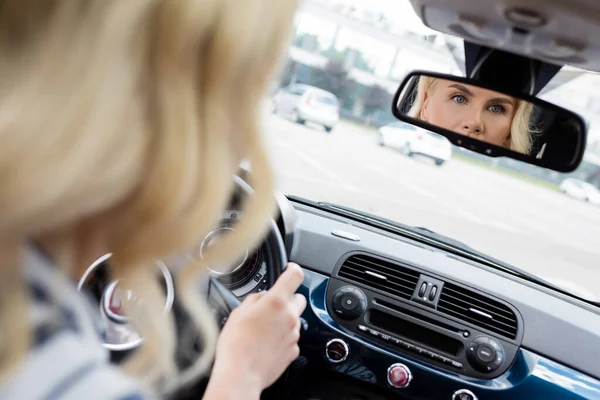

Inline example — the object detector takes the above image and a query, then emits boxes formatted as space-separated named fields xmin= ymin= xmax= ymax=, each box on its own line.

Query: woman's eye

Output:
xmin=489 ymin=105 xmax=505 ymax=113
xmin=451 ymin=95 xmax=467 ymax=104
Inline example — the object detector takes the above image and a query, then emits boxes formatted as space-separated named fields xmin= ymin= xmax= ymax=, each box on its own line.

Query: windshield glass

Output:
xmin=313 ymin=93 xmax=339 ymax=106
xmin=265 ymin=0 xmax=600 ymax=303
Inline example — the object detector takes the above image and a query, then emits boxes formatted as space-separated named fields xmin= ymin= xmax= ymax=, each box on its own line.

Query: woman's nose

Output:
xmin=461 ymin=113 xmax=484 ymax=135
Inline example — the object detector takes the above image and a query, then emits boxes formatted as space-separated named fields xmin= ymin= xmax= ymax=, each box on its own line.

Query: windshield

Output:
xmin=392 ymin=122 xmax=414 ymax=130
xmin=423 ymin=131 xmax=446 ymax=141
xmin=265 ymin=0 xmax=600 ymax=303
xmin=313 ymin=93 xmax=339 ymax=106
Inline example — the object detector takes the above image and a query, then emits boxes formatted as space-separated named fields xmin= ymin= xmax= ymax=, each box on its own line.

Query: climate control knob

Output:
xmin=466 ymin=336 xmax=505 ymax=373
xmin=387 ymin=363 xmax=412 ymax=388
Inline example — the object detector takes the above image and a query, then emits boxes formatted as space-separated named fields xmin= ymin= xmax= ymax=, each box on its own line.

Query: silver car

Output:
xmin=559 ymin=178 xmax=600 ymax=204
xmin=378 ymin=121 xmax=452 ymax=166
xmin=273 ymin=84 xmax=340 ymax=132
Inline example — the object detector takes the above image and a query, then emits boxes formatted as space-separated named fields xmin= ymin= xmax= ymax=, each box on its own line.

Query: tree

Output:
xmin=362 ymin=85 xmax=393 ymax=116
xmin=277 ymin=60 xmax=297 ymax=87
xmin=311 ymin=61 xmax=355 ymax=102
xmin=325 ymin=48 xmax=373 ymax=73
xmin=294 ymin=33 xmax=320 ymax=53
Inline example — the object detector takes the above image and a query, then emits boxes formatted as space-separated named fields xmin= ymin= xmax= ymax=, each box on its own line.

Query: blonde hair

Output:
xmin=0 ymin=0 xmax=297 ymax=393
xmin=408 ymin=76 xmax=536 ymax=154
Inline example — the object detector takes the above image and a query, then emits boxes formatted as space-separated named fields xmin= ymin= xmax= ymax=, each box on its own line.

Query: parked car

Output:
xmin=273 ymin=84 xmax=339 ymax=132
xmin=559 ymin=178 xmax=600 ymax=204
xmin=377 ymin=121 xmax=452 ymax=166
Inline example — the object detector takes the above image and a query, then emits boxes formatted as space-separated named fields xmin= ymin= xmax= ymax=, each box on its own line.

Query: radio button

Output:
xmin=368 ymin=328 xmax=380 ymax=338
xmin=476 ymin=345 xmax=496 ymax=363
xmin=387 ymin=364 xmax=412 ymax=389
xmin=429 ymin=285 xmax=438 ymax=301
xmin=325 ymin=339 xmax=349 ymax=364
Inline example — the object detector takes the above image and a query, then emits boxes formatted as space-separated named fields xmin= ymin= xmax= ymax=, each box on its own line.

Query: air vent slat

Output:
xmin=346 ymin=257 xmax=419 ymax=282
xmin=443 ymin=286 xmax=515 ymax=318
xmin=437 ymin=282 xmax=518 ymax=340
xmin=342 ymin=261 xmax=418 ymax=287
xmin=438 ymin=299 xmax=517 ymax=330
xmin=338 ymin=267 xmax=415 ymax=293
xmin=437 ymin=305 xmax=516 ymax=338
xmin=439 ymin=292 xmax=517 ymax=324
xmin=338 ymin=254 xmax=419 ymax=300
xmin=338 ymin=273 xmax=413 ymax=299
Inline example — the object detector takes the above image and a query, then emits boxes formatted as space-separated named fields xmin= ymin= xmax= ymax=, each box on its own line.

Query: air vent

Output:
xmin=338 ymin=254 xmax=420 ymax=300
xmin=438 ymin=283 xmax=518 ymax=339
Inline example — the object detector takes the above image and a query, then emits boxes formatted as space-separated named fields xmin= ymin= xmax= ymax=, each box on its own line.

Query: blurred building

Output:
xmin=281 ymin=1 xmax=461 ymax=126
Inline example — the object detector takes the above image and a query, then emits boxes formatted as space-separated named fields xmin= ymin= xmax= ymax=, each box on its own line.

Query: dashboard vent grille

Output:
xmin=338 ymin=254 xmax=420 ymax=300
xmin=438 ymin=282 xmax=518 ymax=339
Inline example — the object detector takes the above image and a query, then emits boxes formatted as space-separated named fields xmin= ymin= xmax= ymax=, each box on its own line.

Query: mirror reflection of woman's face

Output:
xmin=420 ymin=80 xmax=516 ymax=146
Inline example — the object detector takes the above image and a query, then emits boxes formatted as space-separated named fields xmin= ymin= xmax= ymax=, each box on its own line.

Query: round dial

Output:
xmin=331 ymin=286 xmax=367 ymax=320
xmin=199 ymin=210 xmax=267 ymax=297
xmin=466 ymin=336 xmax=505 ymax=373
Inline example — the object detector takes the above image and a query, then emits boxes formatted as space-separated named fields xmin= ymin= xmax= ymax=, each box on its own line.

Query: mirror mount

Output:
xmin=464 ymin=41 xmax=561 ymax=96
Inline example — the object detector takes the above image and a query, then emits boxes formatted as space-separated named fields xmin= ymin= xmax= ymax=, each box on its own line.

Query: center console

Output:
xmin=326 ymin=252 xmax=523 ymax=381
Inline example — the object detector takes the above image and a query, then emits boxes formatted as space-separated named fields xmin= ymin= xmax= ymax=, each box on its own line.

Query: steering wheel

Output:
xmin=76 ymin=174 xmax=289 ymax=357
xmin=205 ymin=175 xmax=288 ymax=324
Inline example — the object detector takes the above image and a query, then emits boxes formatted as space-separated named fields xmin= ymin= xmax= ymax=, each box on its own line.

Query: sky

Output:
xmin=321 ymin=0 xmax=439 ymax=35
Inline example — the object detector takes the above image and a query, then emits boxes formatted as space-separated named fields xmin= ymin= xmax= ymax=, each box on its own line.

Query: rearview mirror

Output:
xmin=392 ymin=71 xmax=586 ymax=172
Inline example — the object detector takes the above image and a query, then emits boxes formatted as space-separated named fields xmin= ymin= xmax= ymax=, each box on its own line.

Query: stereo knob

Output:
xmin=332 ymin=286 xmax=367 ymax=320
xmin=325 ymin=339 xmax=349 ymax=364
xmin=466 ymin=336 xmax=505 ymax=373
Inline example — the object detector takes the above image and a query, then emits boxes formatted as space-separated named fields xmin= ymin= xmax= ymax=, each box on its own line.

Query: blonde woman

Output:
xmin=408 ymin=76 xmax=536 ymax=154
xmin=0 ymin=1 xmax=305 ymax=399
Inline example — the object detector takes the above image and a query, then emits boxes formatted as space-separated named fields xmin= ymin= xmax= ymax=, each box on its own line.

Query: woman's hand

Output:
xmin=203 ymin=263 xmax=306 ymax=399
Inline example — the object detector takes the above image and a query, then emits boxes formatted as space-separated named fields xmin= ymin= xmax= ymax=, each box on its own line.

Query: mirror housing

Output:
xmin=392 ymin=71 xmax=587 ymax=172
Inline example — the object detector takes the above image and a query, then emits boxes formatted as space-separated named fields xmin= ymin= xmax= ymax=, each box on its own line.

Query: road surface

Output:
xmin=263 ymin=113 xmax=600 ymax=302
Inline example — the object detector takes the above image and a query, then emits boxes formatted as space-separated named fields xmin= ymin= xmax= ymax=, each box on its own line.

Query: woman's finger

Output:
xmin=243 ymin=291 xmax=266 ymax=304
xmin=290 ymin=293 xmax=307 ymax=316
xmin=270 ymin=263 xmax=304 ymax=298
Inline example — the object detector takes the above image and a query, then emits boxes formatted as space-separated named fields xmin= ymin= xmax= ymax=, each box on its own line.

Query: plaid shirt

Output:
xmin=0 ymin=247 xmax=153 ymax=400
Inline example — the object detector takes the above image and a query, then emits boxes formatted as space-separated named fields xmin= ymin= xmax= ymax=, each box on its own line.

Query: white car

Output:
xmin=559 ymin=178 xmax=600 ymax=204
xmin=378 ymin=121 xmax=452 ymax=166
xmin=273 ymin=84 xmax=339 ymax=132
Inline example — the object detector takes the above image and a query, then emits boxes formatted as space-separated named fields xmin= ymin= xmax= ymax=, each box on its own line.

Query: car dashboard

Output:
xmin=275 ymin=197 xmax=600 ymax=400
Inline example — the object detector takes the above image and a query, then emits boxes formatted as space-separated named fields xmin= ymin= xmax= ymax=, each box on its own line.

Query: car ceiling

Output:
xmin=408 ymin=0 xmax=600 ymax=73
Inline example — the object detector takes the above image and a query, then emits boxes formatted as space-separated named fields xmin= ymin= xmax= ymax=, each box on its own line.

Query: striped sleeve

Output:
xmin=0 ymin=246 xmax=158 ymax=400
xmin=0 ymin=331 xmax=155 ymax=400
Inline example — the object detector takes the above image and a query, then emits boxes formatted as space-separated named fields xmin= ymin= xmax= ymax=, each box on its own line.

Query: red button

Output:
xmin=388 ymin=364 xmax=412 ymax=388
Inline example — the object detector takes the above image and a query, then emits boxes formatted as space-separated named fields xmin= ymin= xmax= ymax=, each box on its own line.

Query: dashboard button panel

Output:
xmin=327 ymin=278 xmax=519 ymax=380
xmin=411 ymin=275 xmax=445 ymax=307
xmin=356 ymin=325 xmax=464 ymax=371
